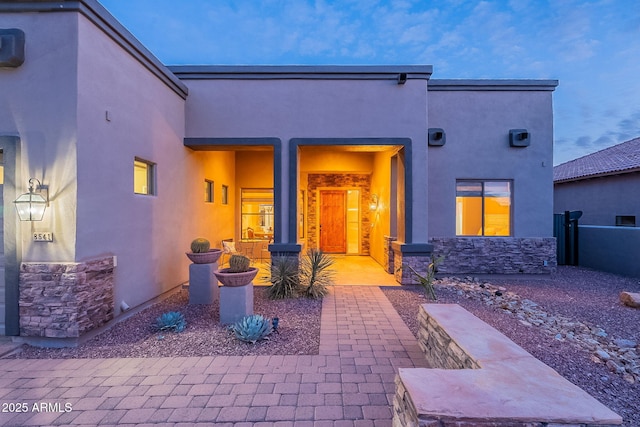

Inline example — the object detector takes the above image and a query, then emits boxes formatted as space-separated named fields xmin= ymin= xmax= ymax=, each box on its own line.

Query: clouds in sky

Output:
xmin=99 ymin=0 xmax=640 ymax=164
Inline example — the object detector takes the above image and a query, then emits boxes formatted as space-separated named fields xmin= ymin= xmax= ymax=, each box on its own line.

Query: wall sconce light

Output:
xmin=428 ymin=128 xmax=446 ymax=146
xmin=509 ymin=129 xmax=530 ymax=147
xmin=369 ymin=194 xmax=379 ymax=211
xmin=397 ymin=73 xmax=407 ymax=85
xmin=14 ymin=178 xmax=48 ymax=221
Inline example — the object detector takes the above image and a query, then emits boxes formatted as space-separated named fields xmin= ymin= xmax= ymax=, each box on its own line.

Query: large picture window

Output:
xmin=456 ymin=180 xmax=511 ymax=236
xmin=241 ymin=188 xmax=274 ymax=240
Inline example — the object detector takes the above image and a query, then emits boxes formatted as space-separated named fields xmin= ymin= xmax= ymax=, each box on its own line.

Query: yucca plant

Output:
xmin=399 ymin=254 xmax=444 ymax=301
xmin=155 ymin=311 xmax=186 ymax=333
xmin=299 ymin=249 xmax=334 ymax=299
xmin=231 ymin=314 xmax=273 ymax=343
xmin=267 ymin=256 xmax=300 ymax=299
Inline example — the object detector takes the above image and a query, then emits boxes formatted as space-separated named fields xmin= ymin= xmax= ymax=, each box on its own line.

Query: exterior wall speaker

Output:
xmin=509 ymin=129 xmax=530 ymax=147
xmin=0 ymin=29 xmax=25 ymax=68
xmin=428 ymin=128 xmax=446 ymax=146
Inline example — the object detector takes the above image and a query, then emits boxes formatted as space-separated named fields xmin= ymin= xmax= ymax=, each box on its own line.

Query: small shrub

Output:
xmin=231 ymin=314 xmax=273 ymax=343
xmin=229 ymin=254 xmax=251 ymax=272
xmin=299 ymin=249 xmax=334 ymax=299
xmin=399 ymin=254 xmax=444 ymax=301
xmin=155 ymin=311 xmax=186 ymax=333
xmin=267 ymin=256 xmax=299 ymax=299
xmin=190 ymin=238 xmax=210 ymax=253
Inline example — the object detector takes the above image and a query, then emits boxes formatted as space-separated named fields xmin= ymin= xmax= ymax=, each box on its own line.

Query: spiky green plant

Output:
xmin=299 ymin=249 xmax=334 ymax=299
xmin=155 ymin=311 xmax=186 ymax=333
xmin=190 ymin=238 xmax=210 ymax=253
xmin=229 ymin=254 xmax=251 ymax=272
xmin=399 ymin=254 xmax=444 ymax=301
xmin=231 ymin=314 xmax=273 ymax=343
xmin=267 ymin=256 xmax=299 ymax=300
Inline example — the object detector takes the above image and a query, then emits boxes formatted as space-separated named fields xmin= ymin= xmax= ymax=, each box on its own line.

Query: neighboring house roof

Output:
xmin=554 ymin=137 xmax=640 ymax=183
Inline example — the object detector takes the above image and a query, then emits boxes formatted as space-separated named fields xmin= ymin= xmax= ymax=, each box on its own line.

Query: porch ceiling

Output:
xmin=299 ymin=145 xmax=400 ymax=153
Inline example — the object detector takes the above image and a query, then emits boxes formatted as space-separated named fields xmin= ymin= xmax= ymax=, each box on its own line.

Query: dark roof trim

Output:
xmin=429 ymin=79 xmax=558 ymax=91
xmin=0 ymin=0 xmax=188 ymax=99
xmin=170 ymin=65 xmax=433 ymax=81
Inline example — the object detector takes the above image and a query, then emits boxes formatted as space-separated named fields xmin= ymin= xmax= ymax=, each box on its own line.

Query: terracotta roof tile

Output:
xmin=553 ymin=137 xmax=640 ymax=182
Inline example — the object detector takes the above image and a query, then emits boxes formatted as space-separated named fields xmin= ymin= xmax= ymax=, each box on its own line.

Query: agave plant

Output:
xmin=231 ymin=314 xmax=273 ymax=343
xmin=267 ymin=256 xmax=299 ymax=300
xmin=155 ymin=311 xmax=186 ymax=333
xmin=299 ymin=248 xmax=334 ymax=299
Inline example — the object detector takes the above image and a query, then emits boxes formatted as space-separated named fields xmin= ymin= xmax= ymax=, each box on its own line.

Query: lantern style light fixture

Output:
xmin=14 ymin=178 xmax=48 ymax=221
xmin=369 ymin=194 xmax=379 ymax=211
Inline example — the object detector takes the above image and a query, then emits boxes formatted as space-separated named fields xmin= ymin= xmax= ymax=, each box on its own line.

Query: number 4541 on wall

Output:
xmin=33 ymin=232 xmax=53 ymax=242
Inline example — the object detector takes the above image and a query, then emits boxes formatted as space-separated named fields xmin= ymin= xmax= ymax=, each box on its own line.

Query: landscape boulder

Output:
xmin=620 ymin=292 xmax=640 ymax=308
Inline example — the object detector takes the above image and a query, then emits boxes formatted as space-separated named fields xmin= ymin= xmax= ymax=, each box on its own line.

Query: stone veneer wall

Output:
xmin=19 ymin=256 xmax=115 ymax=338
xmin=307 ymin=174 xmax=371 ymax=254
xmin=429 ymin=237 xmax=557 ymax=274
xmin=393 ymin=252 xmax=432 ymax=285
xmin=393 ymin=304 xmax=622 ymax=427
xmin=383 ymin=236 xmax=396 ymax=273
xmin=416 ymin=305 xmax=480 ymax=370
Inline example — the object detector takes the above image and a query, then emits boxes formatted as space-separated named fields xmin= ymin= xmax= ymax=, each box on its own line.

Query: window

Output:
xmin=456 ymin=180 xmax=511 ymax=236
xmin=241 ymin=188 xmax=274 ymax=240
xmin=221 ymin=185 xmax=229 ymax=205
xmin=204 ymin=180 xmax=214 ymax=203
xmin=616 ymin=215 xmax=636 ymax=227
xmin=134 ymin=158 xmax=155 ymax=195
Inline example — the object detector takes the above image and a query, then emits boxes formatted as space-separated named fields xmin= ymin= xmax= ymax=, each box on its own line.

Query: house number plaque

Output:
xmin=33 ymin=232 xmax=53 ymax=242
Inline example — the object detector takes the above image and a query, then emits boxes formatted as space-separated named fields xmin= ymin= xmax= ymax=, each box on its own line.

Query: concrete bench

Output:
xmin=393 ymin=304 xmax=623 ymax=427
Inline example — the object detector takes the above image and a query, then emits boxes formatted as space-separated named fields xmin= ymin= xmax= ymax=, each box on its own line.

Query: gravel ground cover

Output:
xmin=14 ymin=287 xmax=321 ymax=359
xmin=382 ymin=266 xmax=640 ymax=427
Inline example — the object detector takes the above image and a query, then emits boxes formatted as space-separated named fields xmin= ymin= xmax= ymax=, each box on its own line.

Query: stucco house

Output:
xmin=0 ymin=0 xmax=557 ymax=341
xmin=554 ymin=137 xmax=640 ymax=277
xmin=554 ymin=137 xmax=640 ymax=226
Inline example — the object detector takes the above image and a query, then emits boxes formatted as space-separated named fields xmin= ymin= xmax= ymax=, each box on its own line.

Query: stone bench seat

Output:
xmin=394 ymin=304 xmax=623 ymax=427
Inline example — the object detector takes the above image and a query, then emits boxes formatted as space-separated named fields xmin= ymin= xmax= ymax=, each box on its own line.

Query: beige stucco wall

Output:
xmin=74 ymin=14 xmax=236 ymax=312
xmin=370 ymin=151 xmax=395 ymax=265
xmin=0 ymin=12 xmax=80 ymax=262
xmin=427 ymin=88 xmax=555 ymax=238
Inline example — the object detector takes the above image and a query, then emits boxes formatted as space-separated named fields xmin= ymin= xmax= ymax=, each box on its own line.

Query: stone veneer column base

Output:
xmin=383 ymin=235 xmax=397 ymax=274
xmin=429 ymin=237 xmax=557 ymax=274
xmin=392 ymin=242 xmax=434 ymax=285
xmin=19 ymin=256 xmax=115 ymax=338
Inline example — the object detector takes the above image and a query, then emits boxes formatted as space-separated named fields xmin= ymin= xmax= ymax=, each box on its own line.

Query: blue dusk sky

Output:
xmin=98 ymin=0 xmax=640 ymax=165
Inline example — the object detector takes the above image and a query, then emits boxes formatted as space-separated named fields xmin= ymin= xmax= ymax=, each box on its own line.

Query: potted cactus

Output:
xmin=214 ymin=254 xmax=258 ymax=287
xmin=186 ymin=237 xmax=222 ymax=264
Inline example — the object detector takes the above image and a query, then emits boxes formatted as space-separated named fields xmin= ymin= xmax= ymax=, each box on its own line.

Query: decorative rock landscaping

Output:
xmin=437 ymin=276 xmax=640 ymax=384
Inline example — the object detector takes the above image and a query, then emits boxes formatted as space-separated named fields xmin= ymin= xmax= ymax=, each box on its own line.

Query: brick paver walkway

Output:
xmin=0 ymin=286 xmax=427 ymax=426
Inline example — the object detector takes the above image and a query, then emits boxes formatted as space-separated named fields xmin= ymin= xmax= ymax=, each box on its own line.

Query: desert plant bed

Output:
xmin=382 ymin=266 xmax=640 ymax=427
xmin=13 ymin=287 xmax=321 ymax=359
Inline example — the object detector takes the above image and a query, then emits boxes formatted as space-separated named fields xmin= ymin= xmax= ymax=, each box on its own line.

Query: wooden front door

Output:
xmin=319 ymin=190 xmax=346 ymax=253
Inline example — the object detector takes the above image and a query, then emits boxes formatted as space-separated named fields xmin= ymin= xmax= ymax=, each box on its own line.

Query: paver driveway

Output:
xmin=0 ymin=286 xmax=428 ymax=426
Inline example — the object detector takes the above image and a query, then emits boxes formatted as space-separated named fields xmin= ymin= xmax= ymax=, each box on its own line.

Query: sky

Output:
xmin=98 ymin=0 xmax=640 ymax=165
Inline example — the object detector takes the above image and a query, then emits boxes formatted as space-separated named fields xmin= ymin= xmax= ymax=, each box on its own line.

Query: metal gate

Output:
xmin=553 ymin=210 xmax=582 ymax=266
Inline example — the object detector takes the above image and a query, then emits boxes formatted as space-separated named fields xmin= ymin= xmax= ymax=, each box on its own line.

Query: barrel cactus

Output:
xmin=190 ymin=238 xmax=210 ymax=253
xmin=231 ymin=314 xmax=273 ymax=343
xmin=229 ymin=254 xmax=251 ymax=272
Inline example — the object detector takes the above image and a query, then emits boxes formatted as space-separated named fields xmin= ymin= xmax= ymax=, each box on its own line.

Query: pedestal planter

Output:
xmin=188 ymin=262 xmax=219 ymax=304
xmin=186 ymin=249 xmax=222 ymax=264
xmin=213 ymin=267 xmax=258 ymax=287
xmin=220 ymin=284 xmax=254 ymax=324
